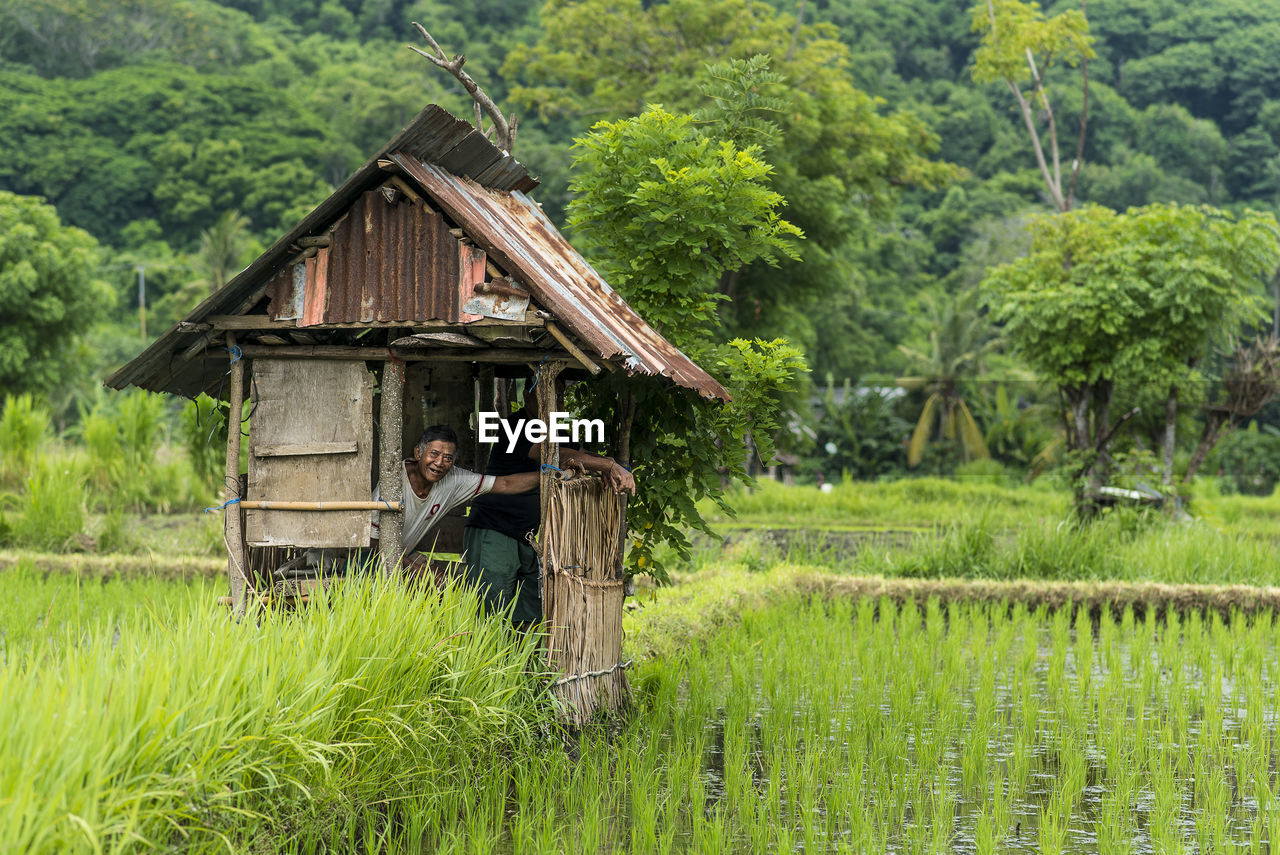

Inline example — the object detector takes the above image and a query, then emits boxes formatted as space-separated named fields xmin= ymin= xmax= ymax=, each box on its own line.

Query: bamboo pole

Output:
xmin=232 ymin=345 xmax=551 ymax=363
xmin=224 ymin=333 xmax=250 ymax=618
xmin=544 ymin=322 xmax=602 ymax=376
xmin=240 ymin=500 xmax=403 ymax=511
xmin=616 ymin=388 xmax=635 ymax=588
xmin=379 ymin=357 xmax=406 ymax=574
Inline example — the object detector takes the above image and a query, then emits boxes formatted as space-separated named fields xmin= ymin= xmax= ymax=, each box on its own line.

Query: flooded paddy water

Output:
xmin=474 ymin=596 xmax=1280 ymax=854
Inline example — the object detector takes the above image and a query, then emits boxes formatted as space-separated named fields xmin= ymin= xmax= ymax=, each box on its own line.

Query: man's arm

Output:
xmin=525 ymin=445 xmax=635 ymax=495
xmin=490 ymin=469 xmax=542 ymax=495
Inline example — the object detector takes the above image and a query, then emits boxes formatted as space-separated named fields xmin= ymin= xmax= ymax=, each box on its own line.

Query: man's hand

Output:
xmin=604 ymin=460 xmax=635 ymax=496
xmin=523 ymin=444 xmax=636 ymax=495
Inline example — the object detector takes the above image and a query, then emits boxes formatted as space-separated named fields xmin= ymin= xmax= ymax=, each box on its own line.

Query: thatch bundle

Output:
xmin=541 ymin=474 xmax=630 ymax=723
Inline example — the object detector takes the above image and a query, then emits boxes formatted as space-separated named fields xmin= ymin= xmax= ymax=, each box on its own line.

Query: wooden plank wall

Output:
xmin=245 ymin=359 xmax=375 ymax=548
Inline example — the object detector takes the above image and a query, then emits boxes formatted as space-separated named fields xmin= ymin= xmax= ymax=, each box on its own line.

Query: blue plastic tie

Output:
xmin=204 ymin=497 xmax=241 ymax=514
xmin=527 ymin=352 xmax=552 ymax=393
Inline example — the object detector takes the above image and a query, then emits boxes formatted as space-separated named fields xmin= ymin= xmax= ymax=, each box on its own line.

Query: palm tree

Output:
xmin=198 ymin=210 xmax=250 ymax=294
xmin=897 ymin=289 xmax=1002 ymax=467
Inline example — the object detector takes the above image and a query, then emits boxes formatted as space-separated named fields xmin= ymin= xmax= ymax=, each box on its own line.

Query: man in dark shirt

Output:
xmin=463 ymin=407 xmax=634 ymax=628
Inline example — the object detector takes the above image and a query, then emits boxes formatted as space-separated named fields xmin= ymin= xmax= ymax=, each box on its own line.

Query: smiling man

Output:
xmin=372 ymin=425 xmax=544 ymax=560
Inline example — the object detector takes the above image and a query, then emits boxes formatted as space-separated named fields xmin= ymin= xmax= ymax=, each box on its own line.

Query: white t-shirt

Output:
xmin=373 ymin=464 xmax=495 ymax=553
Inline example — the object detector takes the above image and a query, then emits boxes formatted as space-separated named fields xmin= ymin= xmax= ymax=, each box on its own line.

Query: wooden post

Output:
xmin=616 ymin=388 xmax=635 ymax=582
xmin=476 ymin=364 xmax=495 ymax=471
xmin=224 ymin=333 xmax=250 ymax=617
xmin=538 ymin=361 xmax=564 ymax=615
xmin=379 ymin=358 xmax=406 ymax=573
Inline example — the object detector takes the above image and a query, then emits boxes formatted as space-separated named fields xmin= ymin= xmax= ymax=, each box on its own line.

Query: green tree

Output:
xmin=566 ymin=104 xmax=808 ymax=580
xmin=0 ymin=192 xmax=112 ymax=398
xmin=508 ymin=0 xmax=959 ymax=353
xmin=568 ymin=107 xmax=802 ymax=349
xmin=983 ymin=203 xmax=1279 ymax=513
xmin=0 ymin=63 xmax=332 ymax=246
xmin=971 ymin=0 xmax=1094 ymax=212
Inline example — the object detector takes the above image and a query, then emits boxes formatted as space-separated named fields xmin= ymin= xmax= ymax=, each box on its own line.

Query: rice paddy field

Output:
xmin=8 ymin=483 xmax=1280 ymax=851
xmin=482 ymin=595 xmax=1280 ymax=854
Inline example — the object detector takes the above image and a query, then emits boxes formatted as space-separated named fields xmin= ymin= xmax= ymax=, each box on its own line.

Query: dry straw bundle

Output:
xmin=541 ymin=473 xmax=630 ymax=723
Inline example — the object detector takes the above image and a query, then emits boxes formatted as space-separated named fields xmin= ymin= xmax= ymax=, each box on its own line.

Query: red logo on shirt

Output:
xmin=429 ymin=503 xmax=441 ymax=516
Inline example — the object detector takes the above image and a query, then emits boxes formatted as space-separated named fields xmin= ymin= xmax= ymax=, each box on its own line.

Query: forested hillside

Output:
xmin=5 ymin=0 xmax=1280 ymax=486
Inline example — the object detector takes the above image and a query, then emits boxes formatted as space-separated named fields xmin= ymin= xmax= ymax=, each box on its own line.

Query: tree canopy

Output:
xmin=566 ymin=97 xmax=808 ymax=578
xmin=0 ymin=192 xmax=111 ymax=398
xmin=5 ymin=0 xmax=1280 ymax=488
xmin=983 ymin=202 xmax=1280 ymax=506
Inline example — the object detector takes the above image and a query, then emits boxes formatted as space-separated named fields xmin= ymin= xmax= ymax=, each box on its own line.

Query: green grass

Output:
xmin=707 ymin=475 xmax=1280 ymax=541
xmin=13 ymin=474 xmax=1280 ymax=851
xmin=0 ymin=561 xmax=203 ymax=658
xmin=850 ymin=512 xmax=1280 ymax=586
xmin=703 ymin=476 xmax=1070 ymax=531
xmin=0 ymin=566 xmax=553 ymax=852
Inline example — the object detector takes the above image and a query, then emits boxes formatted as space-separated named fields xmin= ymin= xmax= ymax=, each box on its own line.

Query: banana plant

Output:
xmin=898 ymin=290 xmax=1001 ymax=467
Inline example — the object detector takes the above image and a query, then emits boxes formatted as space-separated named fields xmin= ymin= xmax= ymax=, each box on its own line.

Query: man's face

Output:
xmin=414 ymin=440 xmax=456 ymax=483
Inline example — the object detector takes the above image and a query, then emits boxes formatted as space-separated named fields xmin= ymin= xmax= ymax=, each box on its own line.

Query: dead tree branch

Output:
xmin=409 ymin=22 xmax=518 ymax=153
xmin=785 ymin=0 xmax=806 ymax=62
xmin=1065 ymin=0 xmax=1089 ymax=209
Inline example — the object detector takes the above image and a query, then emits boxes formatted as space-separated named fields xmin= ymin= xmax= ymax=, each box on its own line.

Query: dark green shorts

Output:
xmin=461 ymin=527 xmax=541 ymax=623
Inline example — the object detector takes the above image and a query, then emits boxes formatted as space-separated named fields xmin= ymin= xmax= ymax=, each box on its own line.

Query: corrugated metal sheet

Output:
xmin=391 ymin=154 xmax=730 ymax=401
xmin=265 ymin=191 xmax=487 ymax=325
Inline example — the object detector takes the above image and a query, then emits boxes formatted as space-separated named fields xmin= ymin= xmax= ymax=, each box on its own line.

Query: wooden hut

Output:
xmin=107 ymin=105 xmax=727 ymax=721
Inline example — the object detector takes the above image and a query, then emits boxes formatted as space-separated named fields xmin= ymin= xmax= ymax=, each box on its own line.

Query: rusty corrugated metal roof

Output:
xmin=106 ymin=106 xmax=535 ymax=396
xmin=391 ymin=155 xmax=730 ymax=401
xmin=107 ymin=105 xmax=728 ymax=403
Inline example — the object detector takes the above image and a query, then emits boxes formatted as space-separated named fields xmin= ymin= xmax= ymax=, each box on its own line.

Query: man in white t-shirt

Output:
xmin=371 ymin=424 xmax=545 ymax=562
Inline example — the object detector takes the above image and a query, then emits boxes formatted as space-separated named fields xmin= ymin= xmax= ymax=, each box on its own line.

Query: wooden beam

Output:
xmin=218 ymin=594 xmax=312 ymax=608
xmin=206 ymin=315 xmax=542 ymax=331
xmin=178 ymin=330 xmax=218 ymax=366
xmin=229 ymin=281 xmax=273 ymax=317
xmin=389 ymin=176 xmax=424 ymax=205
xmin=224 ymin=333 xmax=250 ymax=618
xmin=545 ymin=321 xmax=602 ymax=376
xmin=379 ymin=359 xmax=406 ymax=574
xmin=232 ymin=344 xmax=556 ymax=364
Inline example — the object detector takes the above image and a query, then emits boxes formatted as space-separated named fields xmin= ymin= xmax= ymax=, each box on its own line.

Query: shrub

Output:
xmin=0 ymin=394 xmax=49 ymax=487
xmin=808 ymin=378 xmax=911 ymax=481
xmin=182 ymin=393 xmax=227 ymax=488
xmin=80 ymin=391 xmax=202 ymax=513
xmin=8 ymin=460 xmax=88 ymax=552
xmin=1204 ymin=425 xmax=1280 ymax=495
xmin=95 ymin=508 xmax=136 ymax=553
xmin=116 ymin=389 xmax=167 ymax=466
xmin=80 ymin=403 xmax=124 ymax=496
